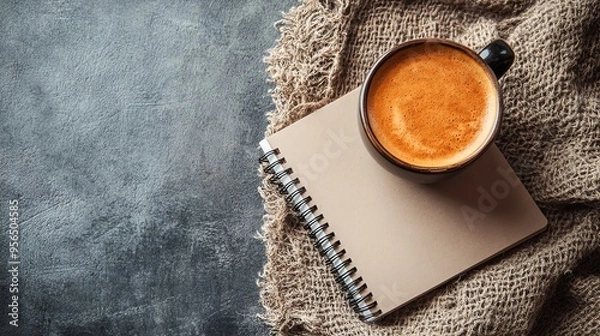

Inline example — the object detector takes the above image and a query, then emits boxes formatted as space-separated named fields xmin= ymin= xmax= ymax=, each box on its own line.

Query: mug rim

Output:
xmin=359 ymin=38 xmax=503 ymax=175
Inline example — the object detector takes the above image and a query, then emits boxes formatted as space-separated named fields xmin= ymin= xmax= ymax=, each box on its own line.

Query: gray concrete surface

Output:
xmin=0 ymin=1 xmax=295 ymax=335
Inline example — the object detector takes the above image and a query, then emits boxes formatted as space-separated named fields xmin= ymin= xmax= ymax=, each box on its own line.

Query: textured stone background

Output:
xmin=0 ymin=1 xmax=294 ymax=335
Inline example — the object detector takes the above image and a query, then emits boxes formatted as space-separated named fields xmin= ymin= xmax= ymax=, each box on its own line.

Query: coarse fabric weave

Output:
xmin=258 ymin=1 xmax=600 ymax=335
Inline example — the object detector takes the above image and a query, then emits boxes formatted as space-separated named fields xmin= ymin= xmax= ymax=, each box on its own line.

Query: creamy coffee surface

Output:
xmin=366 ymin=43 xmax=498 ymax=168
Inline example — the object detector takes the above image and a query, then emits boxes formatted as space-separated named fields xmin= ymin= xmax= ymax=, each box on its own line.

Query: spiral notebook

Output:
xmin=259 ymin=88 xmax=547 ymax=322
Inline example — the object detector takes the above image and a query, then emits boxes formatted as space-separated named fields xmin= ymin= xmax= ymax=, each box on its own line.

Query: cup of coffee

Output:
xmin=359 ymin=38 xmax=514 ymax=183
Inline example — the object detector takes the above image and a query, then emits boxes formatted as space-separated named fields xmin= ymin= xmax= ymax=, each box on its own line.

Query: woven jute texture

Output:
xmin=258 ymin=1 xmax=600 ymax=335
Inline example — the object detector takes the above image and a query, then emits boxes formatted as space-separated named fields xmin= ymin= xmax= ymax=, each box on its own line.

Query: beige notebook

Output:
xmin=259 ymin=88 xmax=547 ymax=322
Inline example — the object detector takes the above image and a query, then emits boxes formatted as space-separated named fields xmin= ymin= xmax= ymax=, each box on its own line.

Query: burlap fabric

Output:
xmin=258 ymin=1 xmax=600 ymax=335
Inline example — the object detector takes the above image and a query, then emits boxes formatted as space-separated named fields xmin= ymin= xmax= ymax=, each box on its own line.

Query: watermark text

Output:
xmin=7 ymin=199 xmax=20 ymax=328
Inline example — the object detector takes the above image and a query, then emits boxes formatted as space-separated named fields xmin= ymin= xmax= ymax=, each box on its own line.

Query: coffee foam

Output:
xmin=366 ymin=43 xmax=498 ymax=169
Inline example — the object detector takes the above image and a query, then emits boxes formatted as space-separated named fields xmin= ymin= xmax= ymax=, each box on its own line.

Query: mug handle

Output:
xmin=478 ymin=40 xmax=515 ymax=79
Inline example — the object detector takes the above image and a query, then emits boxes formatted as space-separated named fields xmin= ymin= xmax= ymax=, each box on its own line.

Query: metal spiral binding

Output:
xmin=260 ymin=146 xmax=382 ymax=322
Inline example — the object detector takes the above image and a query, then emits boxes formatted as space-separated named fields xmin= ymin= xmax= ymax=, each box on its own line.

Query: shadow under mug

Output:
xmin=359 ymin=38 xmax=515 ymax=184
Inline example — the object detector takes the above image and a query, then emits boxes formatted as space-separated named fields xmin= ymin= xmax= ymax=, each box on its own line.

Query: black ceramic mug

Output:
xmin=359 ymin=39 xmax=514 ymax=183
